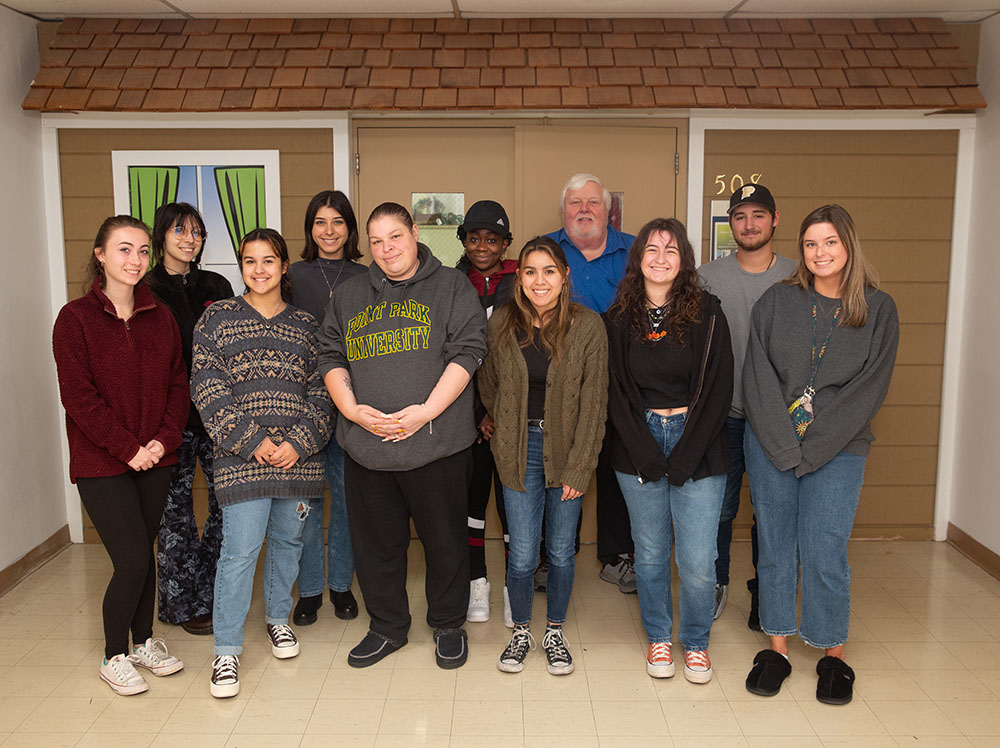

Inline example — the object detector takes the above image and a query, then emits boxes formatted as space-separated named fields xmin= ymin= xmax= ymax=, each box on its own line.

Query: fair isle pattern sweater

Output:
xmin=191 ymin=297 xmax=334 ymax=506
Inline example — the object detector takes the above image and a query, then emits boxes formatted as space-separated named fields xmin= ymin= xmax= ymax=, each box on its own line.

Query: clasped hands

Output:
xmin=253 ymin=436 xmax=300 ymax=469
xmin=128 ymin=440 xmax=165 ymax=471
xmin=353 ymin=403 xmax=430 ymax=443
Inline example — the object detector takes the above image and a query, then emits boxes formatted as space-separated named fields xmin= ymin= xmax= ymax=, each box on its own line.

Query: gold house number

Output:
xmin=714 ymin=173 xmax=764 ymax=195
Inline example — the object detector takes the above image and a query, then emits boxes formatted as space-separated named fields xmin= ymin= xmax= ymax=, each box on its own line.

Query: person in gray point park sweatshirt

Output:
xmin=317 ymin=201 xmax=487 ymax=672
xmin=741 ymin=204 xmax=899 ymax=707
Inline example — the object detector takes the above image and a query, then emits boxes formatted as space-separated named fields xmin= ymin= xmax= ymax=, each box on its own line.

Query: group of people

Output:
xmin=52 ymin=172 xmax=898 ymax=708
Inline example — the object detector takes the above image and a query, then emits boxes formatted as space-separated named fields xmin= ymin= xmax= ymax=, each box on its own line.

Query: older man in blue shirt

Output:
xmin=545 ymin=173 xmax=637 ymax=593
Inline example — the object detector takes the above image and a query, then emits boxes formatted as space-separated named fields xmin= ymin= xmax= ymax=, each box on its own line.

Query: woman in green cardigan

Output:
xmin=479 ymin=236 xmax=608 ymax=677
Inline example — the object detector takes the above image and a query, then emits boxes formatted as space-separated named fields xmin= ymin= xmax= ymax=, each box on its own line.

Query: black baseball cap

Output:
xmin=459 ymin=200 xmax=512 ymax=238
xmin=728 ymin=184 xmax=776 ymax=214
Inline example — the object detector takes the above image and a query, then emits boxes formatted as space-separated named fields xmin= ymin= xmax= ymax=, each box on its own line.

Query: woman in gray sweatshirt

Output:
xmin=742 ymin=205 xmax=899 ymax=707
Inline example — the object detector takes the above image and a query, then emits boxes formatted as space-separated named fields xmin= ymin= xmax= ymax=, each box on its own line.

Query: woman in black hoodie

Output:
xmin=605 ymin=217 xmax=733 ymax=685
xmin=148 ymin=202 xmax=233 ymax=635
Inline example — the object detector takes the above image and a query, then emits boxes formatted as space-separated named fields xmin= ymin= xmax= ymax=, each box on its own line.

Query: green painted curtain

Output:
xmin=128 ymin=166 xmax=179 ymax=230
xmin=214 ymin=166 xmax=266 ymax=256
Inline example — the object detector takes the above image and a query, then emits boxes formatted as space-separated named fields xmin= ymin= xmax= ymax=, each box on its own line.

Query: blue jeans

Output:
xmin=504 ymin=426 xmax=581 ymax=626
xmin=214 ymin=498 xmax=308 ymax=655
xmin=297 ymin=435 xmax=355 ymax=596
xmin=744 ymin=425 xmax=866 ymax=649
xmin=715 ymin=417 xmax=746 ymax=586
xmin=616 ymin=412 xmax=725 ymax=649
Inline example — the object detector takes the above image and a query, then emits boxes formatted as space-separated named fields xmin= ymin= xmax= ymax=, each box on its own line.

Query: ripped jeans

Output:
xmin=213 ymin=497 xmax=309 ymax=655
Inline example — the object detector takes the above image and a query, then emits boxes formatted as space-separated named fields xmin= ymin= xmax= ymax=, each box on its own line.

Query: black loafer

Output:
xmin=746 ymin=649 xmax=792 ymax=696
xmin=331 ymin=589 xmax=359 ymax=620
xmin=816 ymin=655 xmax=855 ymax=705
xmin=348 ymin=630 xmax=406 ymax=668
xmin=181 ymin=612 xmax=214 ymax=635
xmin=434 ymin=627 xmax=468 ymax=669
xmin=292 ymin=594 xmax=322 ymax=626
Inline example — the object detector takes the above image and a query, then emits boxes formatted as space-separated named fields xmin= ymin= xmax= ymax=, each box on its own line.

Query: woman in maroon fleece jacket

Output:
xmin=53 ymin=215 xmax=189 ymax=696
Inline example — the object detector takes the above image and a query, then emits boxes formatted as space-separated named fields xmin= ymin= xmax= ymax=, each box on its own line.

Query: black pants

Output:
xmin=596 ymin=433 xmax=634 ymax=565
xmin=77 ymin=466 xmax=172 ymax=659
xmin=467 ymin=438 xmax=509 ymax=581
xmin=345 ymin=448 xmax=472 ymax=642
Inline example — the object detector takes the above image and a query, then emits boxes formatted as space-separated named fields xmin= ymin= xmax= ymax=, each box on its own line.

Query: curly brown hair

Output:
xmin=608 ymin=217 xmax=702 ymax=344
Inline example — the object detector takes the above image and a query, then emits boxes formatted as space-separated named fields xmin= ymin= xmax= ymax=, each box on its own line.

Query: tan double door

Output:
xmin=355 ymin=119 xmax=684 ymax=252
xmin=353 ymin=119 xmax=684 ymax=541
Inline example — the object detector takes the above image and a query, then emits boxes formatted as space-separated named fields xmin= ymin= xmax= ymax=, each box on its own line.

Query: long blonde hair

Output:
xmin=785 ymin=204 xmax=880 ymax=327
xmin=497 ymin=237 xmax=578 ymax=363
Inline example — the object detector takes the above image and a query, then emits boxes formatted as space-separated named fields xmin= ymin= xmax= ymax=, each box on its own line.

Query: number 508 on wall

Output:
xmin=714 ymin=173 xmax=763 ymax=195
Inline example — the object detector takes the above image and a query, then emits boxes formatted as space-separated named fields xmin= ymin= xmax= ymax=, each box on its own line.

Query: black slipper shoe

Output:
xmin=816 ymin=655 xmax=855 ymax=705
xmin=746 ymin=648 xmax=792 ymax=696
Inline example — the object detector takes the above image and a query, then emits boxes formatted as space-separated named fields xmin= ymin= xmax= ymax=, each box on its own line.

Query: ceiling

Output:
xmin=5 ymin=0 xmax=999 ymax=23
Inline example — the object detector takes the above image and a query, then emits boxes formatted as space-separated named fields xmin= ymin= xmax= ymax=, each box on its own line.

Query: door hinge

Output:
xmin=355 ymin=152 xmax=360 ymax=175
xmin=674 ymin=153 xmax=680 ymax=176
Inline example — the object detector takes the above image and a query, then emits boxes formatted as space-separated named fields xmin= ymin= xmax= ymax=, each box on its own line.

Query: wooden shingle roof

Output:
xmin=22 ymin=16 xmax=987 ymax=113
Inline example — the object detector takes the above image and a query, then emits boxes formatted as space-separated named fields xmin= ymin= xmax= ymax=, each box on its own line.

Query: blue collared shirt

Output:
xmin=546 ymin=225 xmax=635 ymax=313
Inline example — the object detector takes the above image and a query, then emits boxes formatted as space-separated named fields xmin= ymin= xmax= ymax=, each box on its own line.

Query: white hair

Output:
xmin=560 ymin=173 xmax=611 ymax=213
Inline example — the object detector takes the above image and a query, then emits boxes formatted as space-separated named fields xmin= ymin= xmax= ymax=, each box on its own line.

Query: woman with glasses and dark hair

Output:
xmin=742 ymin=205 xmax=898 ymax=705
xmin=289 ymin=190 xmax=367 ymax=626
xmin=148 ymin=202 xmax=234 ymax=635
xmin=605 ymin=217 xmax=733 ymax=685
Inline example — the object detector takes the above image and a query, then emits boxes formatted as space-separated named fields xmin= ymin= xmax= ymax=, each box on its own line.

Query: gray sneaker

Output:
xmin=533 ymin=562 xmax=549 ymax=592
xmin=714 ymin=584 xmax=728 ymax=619
xmin=600 ymin=555 xmax=637 ymax=594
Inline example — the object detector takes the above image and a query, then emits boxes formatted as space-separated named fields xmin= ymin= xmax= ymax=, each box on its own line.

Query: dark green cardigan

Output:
xmin=479 ymin=304 xmax=608 ymax=494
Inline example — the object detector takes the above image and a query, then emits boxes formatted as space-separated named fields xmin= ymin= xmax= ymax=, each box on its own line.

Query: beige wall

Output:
xmin=0 ymin=8 xmax=68 ymax=570
xmin=58 ymin=128 xmax=334 ymax=539
xmin=951 ymin=13 xmax=1000 ymax=555
xmin=703 ymin=130 xmax=957 ymax=540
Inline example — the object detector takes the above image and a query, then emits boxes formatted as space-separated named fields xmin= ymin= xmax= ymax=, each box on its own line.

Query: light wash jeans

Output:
xmin=743 ymin=424 xmax=866 ymax=649
xmin=503 ymin=426 xmax=582 ymax=626
xmin=297 ymin=435 xmax=355 ymax=596
xmin=213 ymin=497 xmax=308 ymax=655
xmin=616 ymin=412 xmax=725 ymax=650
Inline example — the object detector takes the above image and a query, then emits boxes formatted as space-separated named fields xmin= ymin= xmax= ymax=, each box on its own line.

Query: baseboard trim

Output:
xmin=947 ymin=522 xmax=1000 ymax=581
xmin=0 ymin=525 xmax=72 ymax=597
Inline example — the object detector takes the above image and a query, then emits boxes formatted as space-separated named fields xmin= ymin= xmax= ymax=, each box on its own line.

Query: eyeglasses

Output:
xmin=172 ymin=225 xmax=203 ymax=240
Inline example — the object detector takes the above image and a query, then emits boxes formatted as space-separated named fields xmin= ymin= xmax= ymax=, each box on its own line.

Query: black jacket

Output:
xmin=605 ymin=290 xmax=734 ymax=486
xmin=149 ymin=263 xmax=234 ymax=434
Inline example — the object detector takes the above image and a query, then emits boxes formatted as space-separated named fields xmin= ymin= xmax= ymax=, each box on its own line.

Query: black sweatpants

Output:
xmin=596 ymin=433 xmax=634 ymax=565
xmin=467 ymin=438 xmax=509 ymax=581
xmin=77 ymin=466 xmax=172 ymax=659
xmin=345 ymin=448 xmax=472 ymax=642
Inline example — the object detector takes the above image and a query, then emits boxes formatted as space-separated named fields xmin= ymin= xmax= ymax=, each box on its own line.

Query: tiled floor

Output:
xmin=1 ymin=539 xmax=1000 ymax=747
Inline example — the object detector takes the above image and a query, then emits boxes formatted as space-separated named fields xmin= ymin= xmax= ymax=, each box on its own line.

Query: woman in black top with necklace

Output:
xmin=288 ymin=190 xmax=367 ymax=624
xmin=148 ymin=202 xmax=234 ymax=634
xmin=605 ymin=217 xmax=733 ymax=685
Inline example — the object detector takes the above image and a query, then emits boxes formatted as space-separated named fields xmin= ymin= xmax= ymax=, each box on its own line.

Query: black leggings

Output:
xmin=77 ymin=467 xmax=172 ymax=659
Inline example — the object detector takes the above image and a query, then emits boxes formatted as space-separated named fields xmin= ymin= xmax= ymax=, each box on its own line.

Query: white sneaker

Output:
xmin=266 ymin=624 xmax=300 ymax=659
xmin=210 ymin=654 xmax=239 ymax=698
xmin=129 ymin=637 xmax=184 ymax=676
xmin=468 ymin=577 xmax=491 ymax=622
xmin=100 ymin=653 xmax=149 ymax=695
xmin=502 ymin=585 xmax=513 ymax=629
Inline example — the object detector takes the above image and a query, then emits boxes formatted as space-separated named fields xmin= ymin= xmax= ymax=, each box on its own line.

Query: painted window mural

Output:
xmin=112 ymin=151 xmax=281 ymax=291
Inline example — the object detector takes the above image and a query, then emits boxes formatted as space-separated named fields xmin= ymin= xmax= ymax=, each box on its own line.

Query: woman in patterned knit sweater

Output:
xmin=191 ymin=228 xmax=333 ymax=699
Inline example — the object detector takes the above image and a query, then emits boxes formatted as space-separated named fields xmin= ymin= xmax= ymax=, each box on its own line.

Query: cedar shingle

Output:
xmin=91 ymin=34 xmax=121 ymax=50
xmin=870 ymin=34 xmax=897 ymax=49
xmin=57 ymin=18 xmax=85 ymax=34
xmin=322 ymin=88 xmax=354 ymax=108
xmin=390 ymin=49 xmax=433 ymax=67
xmin=47 ymin=88 xmax=91 ymax=109
xmin=779 ymin=19 xmax=813 ymax=34
xmin=41 ymin=49 xmax=74 ymax=67
xmin=912 ymin=68 xmax=956 ymax=86
xmin=553 ymin=33 xmax=582 ymax=48
xmin=120 ymin=68 xmax=156 ymax=89
xmin=66 ymin=68 xmax=93 ymax=88
xmin=866 ymin=49 xmax=898 ymax=67
xmin=908 ymin=87 xmax=954 ymax=107
xmin=251 ymin=89 xmax=279 ymax=109
xmin=183 ymin=34 xmax=228 ymax=50
xmin=846 ymin=68 xmax=890 ymax=87
xmin=709 ymin=48 xmax=735 ymax=67
xmin=877 ymin=19 xmax=914 ymax=33
xmin=158 ymin=19 xmax=186 ymax=34
xmin=816 ymin=49 xmax=848 ymax=68
xmin=248 ymin=19 xmax=294 ymax=34
xmin=616 ymin=18 xmax=663 ymax=33
xmin=885 ymin=68 xmax=917 ymax=87
xmin=588 ymin=19 xmax=613 ymax=32
xmin=182 ymin=89 xmax=223 ymax=110
xmin=530 ymin=18 xmax=555 ymax=31
xmin=757 ymin=49 xmax=781 ymax=67
xmin=599 ymin=67 xmax=642 ymax=86
xmin=561 ymin=86 xmax=587 ymax=107
xmin=779 ymin=49 xmax=821 ymax=67
xmin=725 ymin=19 xmax=751 ymax=33
xmin=144 ymin=89 xmax=186 ymax=109
xmin=89 ymin=68 xmax=124 ymax=89
xmin=813 ymin=88 xmax=844 ymax=107
xmin=293 ymin=19 xmax=329 ymax=33
xmin=695 ymin=86 xmax=726 ymax=106
xmin=586 ymin=48 xmax=614 ymax=67
xmin=433 ymin=49 xmax=465 ymax=68
xmin=480 ymin=68 xmax=502 ymax=86
xmin=370 ymin=68 xmax=411 ymax=88
xmin=216 ymin=19 xmax=249 ymax=34
xmin=221 ymin=89 xmax=255 ymax=109
xmin=733 ymin=69 xmax=757 ymax=87
xmin=719 ymin=33 xmax=758 ymax=47
xmin=105 ymin=49 xmax=138 ymax=67
xmin=588 ymin=86 xmax=630 ymax=106
xmin=320 ymin=33 xmax=350 ymax=49
xmin=613 ymin=48 xmax=654 ymax=67
xmin=724 ymin=87 xmax=750 ymax=106
xmin=182 ymin=19 xmax=216 ymax=35
xmin=466 ymin=50 xmax=488 ymax=67
xmin=652 ymin=86 xmax=697 ymax=107
xmin=570 ymin=68 xmax=599 ymax=87
xmin=328 ymin=49 xmax=365 ymax=67
xmin=756 ymin=69 xmax=793 ymax=87
xmin=654 ymin=49 xmax=678 ymax=67
xmin=747 ymin=88 xmax=782 ymax=107
xmin=81 ymin=19 xmax=117 ymax=34
xmin=812 ymin=19 xmax=855 ymax=34
xmin=394 ymin=88 xmax=423 ymax=108
xmin=524 ymin=88 xmax=561 ymax=107
xmin=503 ymin=68 xmax=535 ymax=87
xmin=779 ymin=88 xmax=818 ymax=108
xmin=458 ymin=88 xmax=495 ymax=107
xmin=704 ymin=68 xmax=735 ymax=87
xmin=32 ymin=68 xmax=71 ymax=88
xmin=895 ymin=49 xmax=934 ymax=68
xmin=791 ymin=34 xmax=823 ymax=49
xmin=69 ymin=49 xmax=109 ymax=67
xmin=277 ymin=88 xmax=324 ymax=109
xmin=877 ymin=87 xmax=914 ymax=106
xmin=381 ymin=32 xmax=421 ymax=49
xmin=630 ymin=85 xmax=654 ymax=107
xmin=419 ymin=33 xmax=444 ymax=49
xmin=50 ymin=34 xmax=94 ymax=50
xmin=134 ymin=49 xmax=175 ymax=68
xmin=178 ymin=69 xmax=210 ymax=89
xmin=840 ymin=87 xmax=881 ymax=107
xmin=197 ymin=51 xmax=234 ymax=68
xmin=422 ymin=88 xmax=457 ymax=107
xmin=913 ymin=18 xmax=948 ymax=34
xmin=250 ymin=35 xmax=278 ymax=50
xmin=520 ymin=33 xmax=551 ymax=48
xmin=276 ymin=33 xmax=321 ymax=49
xmin=243 ymin=68 xmax=273 ymax=88
xmin=88 ymin=89 xmax=122 ymax=109
xmin=207 ymin=68 xmax=246 ymax=88
xmin=303 ymin=68 xmax=345 ymax=88
xmin=413 ymin=69 xmax=440 ymax=88
xmin=254 ymin=50 xmax=286 ymax=67
xmin=694 ymin=19 xmax=728 ymax=34
xmin=469 ymin=19 xmax=502 ymax=33
xmin=684 ymin=33 xmax=720 ymax=48
xmin=444 ymin=34 xmax=491 ymax=49
xmin=949 ymin=87 xmax=987 ymax=108
xmin=669 ymin=68 xmax=705 ymax=86
xmin=664 ymin=19 xmax=695 ymax=33
xmin=676 ymin=48 xmax=711 ymax=67
xmin=788 ymin=68 xmax=821 ymax=88
xmin=759 ymin=34 xmax=792 ymax=49
xmin=561 ymin=48 xmax=588 ymax=67
xmin=537 ymin=68 xmax=571 ymax=87
xmin=271 ymin=67 xmax=305 ymax=87
xmin=152 ymin=69 xmax=182 ymax=89
xmin=284 ymin=49 xmax=330 ymax=67
xmin=821 ymin=35 xmax=850 ymax=49
xmin=490 ymin=49 xmax=527 ymax=67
